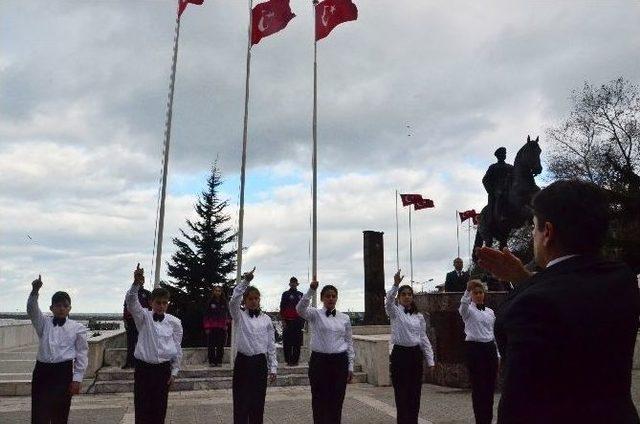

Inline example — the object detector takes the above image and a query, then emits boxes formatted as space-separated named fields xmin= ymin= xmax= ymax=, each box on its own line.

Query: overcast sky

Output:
xmin=2 ymin=0 xmax=639 ymax=313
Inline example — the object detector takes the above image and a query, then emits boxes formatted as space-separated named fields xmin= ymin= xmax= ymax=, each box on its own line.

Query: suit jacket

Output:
xmin=445 ymin=270 xmax=469 ymax=292
xmin=495 ymin=255 xmax=640 ymax=424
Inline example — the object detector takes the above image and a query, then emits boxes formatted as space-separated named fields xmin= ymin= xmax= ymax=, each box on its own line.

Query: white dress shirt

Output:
xmin=458 ymin=291 xmax=499 ymax=355
xmin=229 ymin=279 xmax=277 ymax=374
xmin=384 ymin=286 xmax=435 ymax=366
xmin=126 ymin=284 xmax=183 ymax=376
xmin=27 ymin=293 xmax=89 ymax=382
xmin=296 ymin=288 xmax=355 ymax=372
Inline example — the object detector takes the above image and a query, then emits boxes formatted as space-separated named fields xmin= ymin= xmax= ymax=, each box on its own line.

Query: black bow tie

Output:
xmin=404 ymin=307 xmax=412 ymax=314
xmin=52 ymin=317 xmax=66 ymax=327
xmin=325 ymin=309 xmax=336 ymax=317
xmin=476 ymin=304 xmax=486 ymax=311
xmin=153 ymin=313 xmax=165 ymax=322
xmin=248 ymin=309 xmax=261 ymax=318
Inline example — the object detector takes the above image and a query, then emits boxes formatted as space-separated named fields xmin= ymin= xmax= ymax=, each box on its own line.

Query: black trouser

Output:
xmin=465 ymin=341 xmax=498 ymax=424
xmin=233 ymin=352 xmax=268 ymax=424
xmin=282 ymin=318 xmax=304 ymax=364
xmin=32 ymin=360 xmax=73 ymax=424
xmin=308 ymin=351 xmax=349 ymax=424
xmin=207 ymin=328 xmax=227 ymax=365
xmin=134 ymin=360 xmax=171 ymax=424
xmin=390 ymin=345 xmax=424 ymax=424
xmin=124 ymin=318 xmax=139 ymax=367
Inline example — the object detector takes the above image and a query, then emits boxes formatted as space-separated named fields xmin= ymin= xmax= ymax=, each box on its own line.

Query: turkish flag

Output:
xmin=178 ymin=0 xmax=204 ymax=17
xmin=251 ymin=0 xmax=296 ymax=45
xmin=315 ymin=0 xmax=358 ymax=41
xmin=400 ymin=194 xmax=423 ymax=207
xmin=459 ymin=209 xmax=478 ymax=222
xmin=414 ymin=198 xmax=435 ymax=210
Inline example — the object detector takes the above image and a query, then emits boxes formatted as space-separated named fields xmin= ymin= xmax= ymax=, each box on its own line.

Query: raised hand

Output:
xmin=310 ymin=280 xmax=319 ymax=291
xmin=32 ymin=275 xmax=43 ymax=292
xmin=133 ymin=263 xmax=144 ymax=286
xmin=476 ymin=247 xmax=532 ymax=284
xmin=393 ymin=270 xmax=404 ymax=286
xmin=243 ymin=267 xmax=256 ymax=282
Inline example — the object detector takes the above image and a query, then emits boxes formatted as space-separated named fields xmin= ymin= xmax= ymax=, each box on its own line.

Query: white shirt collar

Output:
xmin=546 ymin=254 xmax=580 ymax=268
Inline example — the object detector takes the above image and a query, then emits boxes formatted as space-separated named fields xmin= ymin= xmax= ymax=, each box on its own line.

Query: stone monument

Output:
xmin=363 ymin=231 xmax=387 ymax=325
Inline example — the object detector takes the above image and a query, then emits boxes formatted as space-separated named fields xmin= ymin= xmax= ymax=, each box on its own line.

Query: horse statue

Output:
xmin=474 ymin=135 xmax=542 ymax=254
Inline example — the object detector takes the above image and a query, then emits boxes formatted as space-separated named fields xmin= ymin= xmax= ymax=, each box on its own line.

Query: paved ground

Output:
xmin=2 ymin=372 xmax=640 ymax=424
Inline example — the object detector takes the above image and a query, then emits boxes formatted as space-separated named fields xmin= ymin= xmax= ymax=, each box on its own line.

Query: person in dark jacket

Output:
xmin=203 ymin=285 xmax=230 ymax=367
xmin=477 ymin=179 xmax=640 ymax=423
xmin=279 ymin=277 xmax=304 ymax=366
xmin=444 ymin=257 xmax=469 ymax=292
xmin=122 ymin=266 xmax=151 ymax=369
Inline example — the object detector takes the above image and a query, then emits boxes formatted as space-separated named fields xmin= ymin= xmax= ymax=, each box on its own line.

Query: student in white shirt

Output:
xmin=296 ymin=280 xmax=355 ymax=424
xmin=458 ymin=279 xmax=499 ymax=424
xmin=385 ymin=270 xmax=435 ymax=424
xmin=126 ymin=264 xmax=183 ymax=424
xmin=230 ymin=268 xmax=277 ymax=424
xmin=27 ymin=275 xmax=88 ymax=424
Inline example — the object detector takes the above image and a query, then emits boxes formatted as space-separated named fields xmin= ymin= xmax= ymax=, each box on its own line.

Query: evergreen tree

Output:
xmin=161 ymin=164 xmax=236 ymax=346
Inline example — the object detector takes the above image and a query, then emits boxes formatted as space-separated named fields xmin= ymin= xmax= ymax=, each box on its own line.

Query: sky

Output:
xmin=1 ymin=0 xmax=639 ymax=313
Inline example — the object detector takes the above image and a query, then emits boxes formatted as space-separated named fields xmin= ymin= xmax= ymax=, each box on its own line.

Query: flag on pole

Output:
xmin=459 ymin=209 xmax=478 ymax=223
xmin=315 ymin=0 xmax=358 ymax=41
xmin=251 ymin=0 xmax=296 ymax=45
xmin=414 ymin=198 xmax=435 ymax=210
xmin=178 ymin=0 xmax=204 ymax=17
xmin=400 ymin=194 xmax=423 ymax=207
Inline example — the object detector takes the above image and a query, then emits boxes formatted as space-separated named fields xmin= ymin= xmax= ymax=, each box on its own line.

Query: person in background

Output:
xmin=202 ymin=285 xmax=230 ymax=367
xmin=279 ymin=276 xmax=304 ymax=366
xmin=459 ymin=279 xmax=499 ymax=424
xmin=445 ymin=257 xmax=469 ymax=292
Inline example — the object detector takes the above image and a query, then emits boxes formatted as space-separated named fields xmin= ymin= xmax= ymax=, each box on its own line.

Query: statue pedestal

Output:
xmin=414 ymin=291 xmax=508 ymax=388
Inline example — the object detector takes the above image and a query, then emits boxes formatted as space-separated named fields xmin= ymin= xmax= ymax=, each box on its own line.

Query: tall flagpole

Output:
xmin=311 ymin=0 xmax=319 ymax=307
xmin=456 ymin=211 xmax=460 ymax=259
xmin=236 ymin=0 xmax=254 ymax=285
xmin=409 ymin=207 xmax=414 ymax=289
xmin=395 ymin=190 xmax=400 ymax=271
xmin=154 ymin=16 xmax=181 ymax=289
xmin=467 ymin=218 xmax=471 ymax=262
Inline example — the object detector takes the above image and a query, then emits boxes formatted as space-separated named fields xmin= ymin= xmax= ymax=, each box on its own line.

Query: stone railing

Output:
xmin=86 ymin=329 xmax=126 ymax=378
xmin=0 ymin=322 xmax=38 ymax=350
xmin=353 ymin=334 xmax=390 ymax=386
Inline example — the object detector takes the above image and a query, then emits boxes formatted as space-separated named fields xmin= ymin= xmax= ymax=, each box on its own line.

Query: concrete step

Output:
xmin=88 ymin=371 xmax=368 ymax=394
xmin=104 ymin=346 xmax=311 ymax=367
xmin=96 ymin=363 xmax=362 ymax=381
xmin=0 ymin=378 xmax=94 ymax=396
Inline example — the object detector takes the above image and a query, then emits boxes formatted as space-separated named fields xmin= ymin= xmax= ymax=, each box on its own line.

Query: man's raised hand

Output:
xmin=310 ymin=280 xmax=319 ymax=291
xmin=476 ymin=247 xmax=532 ymax=284
xmin=32 ymin=275 xmax=43 ymax=292
xmin=133 ymin=263 xmax=144 ymax=286
xmin=393 ymin=270 xmax=404 ymax=286
xmin=243 ymin=267 xmax=256 ymax=283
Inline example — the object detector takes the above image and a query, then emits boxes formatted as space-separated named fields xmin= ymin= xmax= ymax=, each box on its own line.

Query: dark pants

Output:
xmin=282 ymin=318 xmax=304 ymax=365
xmin=308 ymin=351 xmax=348 ymax=424
xmin=134 ymin=360 xmax=171 ymax=424
xmin=124 ymin=318 xmax=138 ymax=367
xmin=465 ymin=341 xmax=498 ymax=424
xmin=31 ymin=360 xmax=72 ymax=424
xmin=390 ymin=345 xmax=424 ymax=424
xmin=207 ymin=328 xmax=227 ymax=365
xmin=233 ymin=352 xmax=268 ymax=424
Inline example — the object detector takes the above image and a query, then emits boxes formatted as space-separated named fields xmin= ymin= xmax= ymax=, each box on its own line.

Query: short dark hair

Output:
xmin=151 ymin=288 xmax=170 ymax=301
xmin=51 ymin=291 xmax=71 ymax=306
xmin=532 ymin=179 xmax=609 ymax=254
xmin=243 ymin=286 xmax=260 ymax=302
xmin=290 ymin=277 xmax=298 ymax=284
xmin=397 ymin=285 xmax=418 ymax=314
xmin=320 ymin=285 xmax=338 ymax=299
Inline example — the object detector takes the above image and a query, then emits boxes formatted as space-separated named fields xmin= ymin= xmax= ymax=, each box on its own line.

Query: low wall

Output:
xmin=0 ymin=323 xmax=38 ymax=350
xmin=353 ymin=334 xmax=390 ymax=386
xmin=634 ymin=331 xmax=640 ymax=370
xmin=414 ymin=291 xmax=508 ymax=388
xmin=86 ymin=329 xmax=126 ymax=378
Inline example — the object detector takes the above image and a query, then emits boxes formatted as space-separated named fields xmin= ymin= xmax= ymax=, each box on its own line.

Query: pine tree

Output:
xmin=161 ymin=163 xmax=236 ymax=346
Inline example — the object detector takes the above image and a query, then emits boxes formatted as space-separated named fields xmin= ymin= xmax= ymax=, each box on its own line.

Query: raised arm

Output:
xmin=296 ymin=287 xmax=317 ymax=322
xmin=170 ymin=318 xmax=184 ymax=377
xmin=230 ymin=268 xmax=255 ymax=320
xmin=458 ymin=287 xmax=472 ymax=320
xmin=385 ymin=270 xmax=404 ymax=319
xmin=419 ymin=315 xmax=435 ymax=367
xmin=125 ymin=264 xmax=147 ymax=327
xmin=72 ymin=325 xmax=89 ymax=382
xmin=26 ymin=276 xmax=45 ymax=337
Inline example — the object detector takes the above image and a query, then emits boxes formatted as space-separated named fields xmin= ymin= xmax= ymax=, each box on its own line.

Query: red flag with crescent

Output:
xmin=251 ymin=0 xmax=296 ymax=45
xmin=459 ymin=209 xmax=478 ymax=222
xmin=414 ymin=198 xmax=435 ymax=210
xmin=315 ymin=0 xmax=358 ymax=41
xmin=400 ymin=194 xmax=423 ymax=207
xmin=178 ymin=0 xmax=204 ymax=17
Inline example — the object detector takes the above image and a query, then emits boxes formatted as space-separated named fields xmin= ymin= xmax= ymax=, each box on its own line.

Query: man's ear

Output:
xmin=50 ymin=305 xmax=54 ymax=313
xmin=542 ymin=221 xmax=554 ymax=246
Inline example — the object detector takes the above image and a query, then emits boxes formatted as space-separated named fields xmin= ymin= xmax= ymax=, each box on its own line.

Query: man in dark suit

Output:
xmin=477 ymin=180 xmax=640 ymax=423
xmin=445 ymin=257 xmax=469 ymax=292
